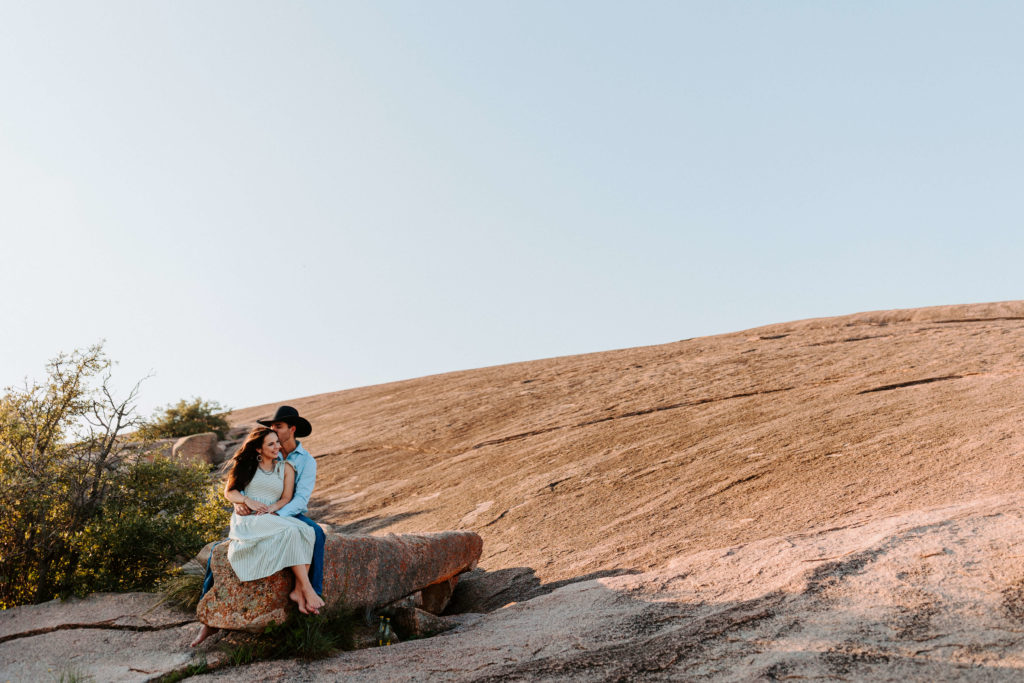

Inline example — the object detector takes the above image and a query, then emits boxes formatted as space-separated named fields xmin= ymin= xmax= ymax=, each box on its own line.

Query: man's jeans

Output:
xmin=200 ymin=514 xmax=326 ymax=597
xmin=295 ymin=513 xmax=326 ymax=595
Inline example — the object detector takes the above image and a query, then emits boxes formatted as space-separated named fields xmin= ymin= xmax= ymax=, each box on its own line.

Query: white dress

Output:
xmin=227 ymin=460 xmax=316 ymax=581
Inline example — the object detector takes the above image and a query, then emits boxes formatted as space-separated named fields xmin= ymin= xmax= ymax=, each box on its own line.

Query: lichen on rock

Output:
xmin=197 ymin=530 xmax=482 ymax=631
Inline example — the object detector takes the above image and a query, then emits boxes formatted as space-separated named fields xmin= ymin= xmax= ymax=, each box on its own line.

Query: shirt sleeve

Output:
xmin=277 ymin=455 xmax=316 ymax=518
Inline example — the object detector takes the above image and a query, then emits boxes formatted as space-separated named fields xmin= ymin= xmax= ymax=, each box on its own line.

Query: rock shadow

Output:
xmin=458 ymin=581 xmax=1024 ymax=682
xmin=445 ymin=565 xmax=641 ymax=615
xmin=436 ymin=544 xmax=1024 ymax=680
xmin=324 ymin=511 xmax=429 ymax=535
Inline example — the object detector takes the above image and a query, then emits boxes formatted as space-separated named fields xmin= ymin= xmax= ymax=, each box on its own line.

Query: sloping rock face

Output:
xmin=197 ymin=531 xmax=482 ymax=631
xmin=214 ymin=301 xmax=1024 ymax=677
xmin=229 ymin=301 xmax=1024 ymax=592
xmin=10 ymin=301 xmax=1024 ymax=680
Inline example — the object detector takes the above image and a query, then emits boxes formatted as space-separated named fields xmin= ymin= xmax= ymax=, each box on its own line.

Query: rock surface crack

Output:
xmin=471 ymin=386 xmax=796 ymax=450
xmin=0 ymin=618 xmax=194 ymax=644
xmin=858 ymin=376 xmax=963 ymax=394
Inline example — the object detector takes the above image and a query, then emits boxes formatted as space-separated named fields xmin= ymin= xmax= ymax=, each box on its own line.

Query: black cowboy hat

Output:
xmin=257 ymin=405 xmax=312 ymax=438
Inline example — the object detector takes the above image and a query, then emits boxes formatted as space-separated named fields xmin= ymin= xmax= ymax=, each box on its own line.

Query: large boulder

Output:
xmin=172 ymin=432 xmax=224 ymax=465
xmin=420 ymin=575 xmax=459 ymax=614
xmin=390 ymin=607 xmax=456 ymax=638
xmin=197 ymin=530 xmax=482 ymax=631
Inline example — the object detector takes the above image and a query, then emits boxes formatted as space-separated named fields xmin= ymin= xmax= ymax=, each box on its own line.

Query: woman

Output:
xmin=191 ymin=427 xmax=325 ymax=647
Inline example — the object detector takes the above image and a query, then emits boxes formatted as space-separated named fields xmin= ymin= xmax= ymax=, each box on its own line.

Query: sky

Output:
xmin=2 ymin=1 xmax=1023 ymax=416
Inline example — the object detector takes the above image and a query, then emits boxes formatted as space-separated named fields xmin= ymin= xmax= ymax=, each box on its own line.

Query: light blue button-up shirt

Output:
xmin=275 ymin=441 xmax=316 ymax=518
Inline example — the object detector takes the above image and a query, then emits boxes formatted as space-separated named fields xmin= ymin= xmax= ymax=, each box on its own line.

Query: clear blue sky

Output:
xmin=2 ymin=2 xmax=1022 ymax=416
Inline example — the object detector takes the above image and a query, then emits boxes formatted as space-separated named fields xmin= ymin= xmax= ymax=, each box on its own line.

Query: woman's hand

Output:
xmin=245 ymin=498 xmax=271 ymax=514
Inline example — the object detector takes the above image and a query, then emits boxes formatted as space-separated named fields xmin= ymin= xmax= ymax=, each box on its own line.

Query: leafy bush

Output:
xmin=70 ymin=458 xmax=228 ymax=595
xmin=136 ymin=397 xmax=230 ymax=440
xmin=0 ymin=345 xmax=231 ymax=608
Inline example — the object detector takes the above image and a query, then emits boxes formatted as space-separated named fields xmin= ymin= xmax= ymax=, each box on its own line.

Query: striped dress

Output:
xmin=227 ymin=460 xmax=316 ymax=581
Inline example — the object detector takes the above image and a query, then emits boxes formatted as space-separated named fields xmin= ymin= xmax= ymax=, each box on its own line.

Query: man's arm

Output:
xmin=276 ymin=456 xmax=316 ymax=518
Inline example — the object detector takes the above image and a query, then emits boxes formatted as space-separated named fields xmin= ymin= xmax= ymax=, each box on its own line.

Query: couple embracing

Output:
xmin=192 ymin=406 xmax=326 ymax=647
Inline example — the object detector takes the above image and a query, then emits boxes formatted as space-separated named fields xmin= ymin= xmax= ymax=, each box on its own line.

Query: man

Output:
xmin=191 ymin=406 xmax=326 ymax=647
xmin=251 ymin=405 xmax=326 ymax=595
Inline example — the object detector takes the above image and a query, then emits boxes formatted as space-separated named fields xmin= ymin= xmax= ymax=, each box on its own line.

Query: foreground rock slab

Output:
xmin=197 ymin=530 xmax=482 ymax=631
xmin=192 ymin=493 xmax=1024 ymax=681
xmin=0 ymin=593 xmax=203 ymax=683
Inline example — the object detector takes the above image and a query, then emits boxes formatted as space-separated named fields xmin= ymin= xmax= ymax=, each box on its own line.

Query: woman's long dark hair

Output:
xmin=226 ymin=427 xmax=275 ymax=493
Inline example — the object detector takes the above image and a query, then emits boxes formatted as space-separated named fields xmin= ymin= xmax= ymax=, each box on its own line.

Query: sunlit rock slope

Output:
xmin=232 ymin=301 xmax=1024 ymax=591
xmin=8 ymin=302 xmax=1024 ymax=681
xmin=217 ymin=301 xmax=1024 ymax=679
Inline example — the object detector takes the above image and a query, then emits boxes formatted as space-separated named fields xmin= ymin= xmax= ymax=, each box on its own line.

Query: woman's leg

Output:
xmin=190 ymin=623 xmax=219 ymax=647
xmin=289 ymin=564 xmax=325 ymax=614
xmin=295 ymin=564 xmax=325 ymax=612
xmin=288 ymin=565 xmax=309 ymax=614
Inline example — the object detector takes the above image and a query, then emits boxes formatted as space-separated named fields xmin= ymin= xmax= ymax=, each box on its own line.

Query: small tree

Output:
xmin=0 ymin=345 xmax=229 ymax=608
xmin=72 ymin=458 xmax=228 ymax=594
xmin=136 ymin=397 xmax=230 ymax=440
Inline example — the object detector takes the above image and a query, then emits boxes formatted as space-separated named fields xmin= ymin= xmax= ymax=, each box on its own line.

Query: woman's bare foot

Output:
xmin=190 ymin=624 xmax=219 ymax=647
xmin=289 ymin=587 xmax=309 ymax=614
xmin=302 ymin=587 xmax=325 ymax=614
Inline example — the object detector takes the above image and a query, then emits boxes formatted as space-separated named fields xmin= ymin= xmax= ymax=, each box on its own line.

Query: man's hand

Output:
xmin=233 ymin=502 xmax=253 ymax=516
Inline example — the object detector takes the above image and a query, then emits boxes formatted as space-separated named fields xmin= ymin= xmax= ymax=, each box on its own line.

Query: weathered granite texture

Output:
xmin=196 ymin=530 xmax=482 ymax=631
xmin=0 ymin=593 xmax=203 ymax=683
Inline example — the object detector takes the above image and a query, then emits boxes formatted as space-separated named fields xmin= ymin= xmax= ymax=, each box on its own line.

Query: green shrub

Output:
xmin=136 ymin=397 xmax=230 ymax=440
xmin=0 ymin=454 xmax=230 ymax=605
xmin=0 ymin=345 xmax=231 ymax=608
xmin=71 ymin=458 xmax=229 ymax=595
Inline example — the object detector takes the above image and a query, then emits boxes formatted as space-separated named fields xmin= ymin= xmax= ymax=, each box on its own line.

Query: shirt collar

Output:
xmin=278 ymin=440 xmax=309 ymax=460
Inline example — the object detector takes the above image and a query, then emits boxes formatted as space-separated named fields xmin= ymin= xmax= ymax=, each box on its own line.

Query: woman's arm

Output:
xmin=224 ymin=480 xmax=270 ymax=513
xmin=268 ymin=464 xmax=296 ymax=513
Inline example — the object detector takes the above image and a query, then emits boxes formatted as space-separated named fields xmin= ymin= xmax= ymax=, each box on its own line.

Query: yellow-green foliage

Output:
xmin=0 ymin=345 xmax=231 ymax=608
xmin=71 ymin=458 xmax=229 ymax=595
xmin=136 ymin=397 xmax=230 ymax=440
